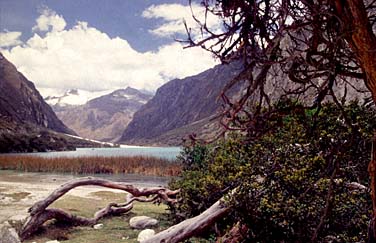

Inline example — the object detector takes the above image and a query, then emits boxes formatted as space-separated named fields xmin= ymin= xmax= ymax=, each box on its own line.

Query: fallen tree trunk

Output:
xmin=19 ymin=177 xmax=179 ymax=241
xmin=20 ymin=177 xmax=232 ymax=243
xmin=142 ymin=197 xmax=231 ymax=243
xmin=28 ymin=177 xmax=178 ymax=216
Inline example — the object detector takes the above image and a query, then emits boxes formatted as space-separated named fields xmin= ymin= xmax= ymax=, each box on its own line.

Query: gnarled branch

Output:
xmin=19 ymin=177 xmax=179 ymax=241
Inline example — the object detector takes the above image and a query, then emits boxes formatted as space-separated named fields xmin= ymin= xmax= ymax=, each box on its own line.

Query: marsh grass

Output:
xmin=0 ymin=155 xmax=181 ymax=176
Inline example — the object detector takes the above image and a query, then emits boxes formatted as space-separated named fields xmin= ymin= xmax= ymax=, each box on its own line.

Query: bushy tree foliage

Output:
xmin=170 ymin=101 xmax=376 ymax=242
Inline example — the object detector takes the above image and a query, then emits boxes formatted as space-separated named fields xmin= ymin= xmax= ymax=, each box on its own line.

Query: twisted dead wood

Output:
xmin=142 ymin=198 xmax=231 ymax=243
xmin=19 ymin=177 xmax=179 ymax=241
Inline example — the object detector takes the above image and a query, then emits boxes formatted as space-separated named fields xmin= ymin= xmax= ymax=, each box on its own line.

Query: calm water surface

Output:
xmin=5 ymin=147 xmax=181 ymax=160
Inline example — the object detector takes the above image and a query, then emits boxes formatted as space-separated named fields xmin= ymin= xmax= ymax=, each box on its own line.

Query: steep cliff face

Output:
xmin=52 ymin=87 xmax=152 ymax=142
xmin=119 ymin=62 xmax=242 ymax=145
xmin=0 ymin=53 xmax=75 ymax=135
xmin=0 ymin=53 xmax=107 ymax=152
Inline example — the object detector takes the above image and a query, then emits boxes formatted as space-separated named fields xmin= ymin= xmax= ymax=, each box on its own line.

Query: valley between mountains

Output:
xmin=0 ymin=51 xmax=244 ymax=150
xmin=0 ymin=52 xmax=370 ymax=151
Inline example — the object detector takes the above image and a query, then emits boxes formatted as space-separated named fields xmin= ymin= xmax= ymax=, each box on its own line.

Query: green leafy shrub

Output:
xmin=169 ymin=101 xmax=375 ymax=242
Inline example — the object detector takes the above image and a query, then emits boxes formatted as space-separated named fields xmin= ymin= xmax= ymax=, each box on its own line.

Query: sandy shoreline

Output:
xmin=0 ymin=170 xmax=169 ymax=223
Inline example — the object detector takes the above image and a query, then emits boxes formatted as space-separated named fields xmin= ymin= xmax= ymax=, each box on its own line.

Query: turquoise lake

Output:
xmin=5 ymin=146 xmax=181 ymax=160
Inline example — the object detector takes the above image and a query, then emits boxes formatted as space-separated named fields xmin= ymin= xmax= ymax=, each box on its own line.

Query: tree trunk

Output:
xmin=369 ymin=134 xmax=376 ymax=242
xmin=141 ymin=198 xmax=230 ymax=243
xmin=334 ymin=2 xmax=376 ymax=242
xmin=334 ymin=0 xmax=376 ymax=103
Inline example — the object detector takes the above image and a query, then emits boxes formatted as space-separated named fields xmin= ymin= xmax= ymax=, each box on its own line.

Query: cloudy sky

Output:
xmin=0 ymin=0 xmax=221 ymax=97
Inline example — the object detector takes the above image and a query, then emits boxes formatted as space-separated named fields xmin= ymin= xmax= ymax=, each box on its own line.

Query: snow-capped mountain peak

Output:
xmin=45 ymin=89 xmax=111 ymax=107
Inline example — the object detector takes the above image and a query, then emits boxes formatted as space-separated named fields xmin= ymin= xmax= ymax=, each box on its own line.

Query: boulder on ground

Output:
xmin=129 ymin=216 xmax=158 ymax=229
xmin=0 ymin=221 xmax=21 ymax=243
xmin=137 ymin=229 xmax=155 ymax=242
xmin=93 ymin=223 xmax=104 ymax=229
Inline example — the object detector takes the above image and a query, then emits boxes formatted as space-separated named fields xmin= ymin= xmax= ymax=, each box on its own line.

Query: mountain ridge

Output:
xmin=51 ymin=87 xmax=153 ymax=142
xmin=119 ymin=60 xmax=371 ymax=146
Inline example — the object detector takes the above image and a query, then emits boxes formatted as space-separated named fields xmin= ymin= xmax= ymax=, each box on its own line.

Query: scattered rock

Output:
xmin=93 ymin=223 xmax=104 ymax=229
xmin=137 ymin=229 xmax=155 ymax=242
xmin=129 ymin=216 xmax=159 ymax=229
xmin=0 ymin=221 xmax=21 ymax=243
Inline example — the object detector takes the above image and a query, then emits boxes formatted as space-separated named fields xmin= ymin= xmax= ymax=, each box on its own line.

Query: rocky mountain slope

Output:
xmin=119 ymin=62 xmax=243 ymax=145
xmin=0 ymin=53 xmax=105 ymax=152
xmin=0 ymin=53 xmax=75 ymax=134
xmin=119 ymin=60 xmax=370 ymax=146
xmin=50 ymin=87 xmax=152 ymax=142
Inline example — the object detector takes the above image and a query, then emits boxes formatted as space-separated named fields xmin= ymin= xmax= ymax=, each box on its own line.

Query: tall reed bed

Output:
xmin=0 ymin=155 xmax=181 ymax=177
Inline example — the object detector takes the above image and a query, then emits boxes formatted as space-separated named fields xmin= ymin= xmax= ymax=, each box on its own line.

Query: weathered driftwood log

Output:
xmin=19 ymin=177 xmax=179 ymax=241
xmin=142 ymin=198 xmax=231 ymax=243
xmin=20 ymin=177 xmax=232 ymax=243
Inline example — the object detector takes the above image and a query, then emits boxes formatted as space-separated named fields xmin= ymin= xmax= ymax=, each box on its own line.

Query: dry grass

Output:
xmin=0 ymin=155 xmax=181 ymax=177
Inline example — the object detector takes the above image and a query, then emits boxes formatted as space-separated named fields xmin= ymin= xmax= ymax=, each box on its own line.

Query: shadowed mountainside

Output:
xmin=0 ymin=53 xmax=107 ymax=152
xmin=119 ymin=60 xmax=370 ymax=146
xmin=0 ymin=53 xmax=75 ymax=134
xmin=119 ymin=62 xmax=243 ymax=145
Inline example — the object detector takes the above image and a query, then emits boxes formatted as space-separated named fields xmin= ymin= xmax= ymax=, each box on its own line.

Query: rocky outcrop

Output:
xmin=52 ymin=87 xmax=152 ymax=142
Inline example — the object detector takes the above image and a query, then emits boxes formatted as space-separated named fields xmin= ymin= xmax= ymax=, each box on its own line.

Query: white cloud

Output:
xmin=142 ymin=3 xmax=222 ymax=38
xmin=32 ymin=7 xmax=66 ymax=32
xmin=0 ymin=31 xmax=23 ymax=48
xmin=1 ymin=9 xmax=218 ymax=97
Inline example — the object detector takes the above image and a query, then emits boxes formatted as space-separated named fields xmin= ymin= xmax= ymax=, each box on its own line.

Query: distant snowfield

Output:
xmin=119 ymin=144 xmax=154 ymax=148
xmin=44 ymin=89 xmax=112 ymax=106
xmin=64 ymin=133 xmax=152 ymax=148
xmin=64 ymin=133 xmax=116 ymax=146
